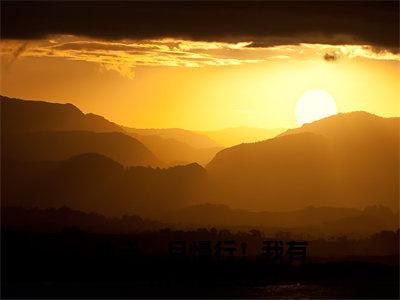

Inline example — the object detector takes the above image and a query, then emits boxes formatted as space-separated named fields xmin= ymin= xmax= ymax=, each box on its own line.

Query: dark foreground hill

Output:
xmin=2 ymin=206 xmax=163 ymax=233
xmin=2 ymin=153 xmax=215 ymax=216
xmin=2 ymin=206 xmax=399 ymax=299
xmin=207 ymin=112 xmax=399 ymax=211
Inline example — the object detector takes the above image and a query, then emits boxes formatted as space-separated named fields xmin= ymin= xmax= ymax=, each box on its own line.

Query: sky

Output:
xmin=1 ymin=1 xmax=399 ymax=130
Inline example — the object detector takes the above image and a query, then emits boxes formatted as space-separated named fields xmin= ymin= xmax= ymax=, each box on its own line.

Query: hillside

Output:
xmin=159 ymin=203 xmax=398 ymax=236
xmin=1 ymin=96 xmax=222 ymax=166
xmin=279 ymin=112 xmax=399 ymax=146
xmin=207 ymin=112 xmax=399 ymax=211
xmin=2 ymin=153 xmax=215 ymax=216
xmin=2 ymin=206 xmax=163 ymax=233
xmin=1 ymin=95 xmax=123 ymax=133
xmin=3 ymin=131 xmax=161 ymax=167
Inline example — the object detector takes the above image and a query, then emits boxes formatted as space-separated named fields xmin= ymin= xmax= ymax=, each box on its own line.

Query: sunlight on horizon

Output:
xmin=1 ymin=36 xmax=399 ymax=130
xmin=295 ymin=89 xmax=338 ymax=125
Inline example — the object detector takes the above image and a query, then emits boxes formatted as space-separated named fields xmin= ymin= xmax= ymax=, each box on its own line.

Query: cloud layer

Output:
xmin=2 ymin=36 xmax=399 ymax=78
xmin=1 ymin=1 xmax=399 ymax=52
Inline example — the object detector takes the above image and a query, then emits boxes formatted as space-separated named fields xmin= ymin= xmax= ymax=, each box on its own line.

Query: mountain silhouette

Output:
xmin=1 ymin=96 xmax=222 ymax=166
xmin=2 ymin=206 xmax=163 ymax=233
xmin=159 ymin=203 xmax=398 ymax=235
xmin=1 ymin=95 xmax=123 ymax=133
xmin=124 ymin=127 xmax=220 ymax=149
xmin=3 ymin=131 xmax=161 ymax=167
xmin=1 ymin=95 xmax=162 ymax=166
xmin=207 ymin=112 xmax=399 ymax=212
xmin=279 ymin=111 xmax=398 ymax=140
xmin=127 ymin=132 xmax=223 ymax=166
xmin=2 ymin=153 xmax=214 ymax=216
xmin=3 ymin=204 xmax=396 ymax=236
xmin=2 ymin=96 xmax=398 ymax=216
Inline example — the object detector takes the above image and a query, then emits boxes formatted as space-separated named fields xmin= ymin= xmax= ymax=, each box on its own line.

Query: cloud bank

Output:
xmin=1 ymin=1 xmax=399 ymax=52
xmin=2 ymin=36 xmax=399 ymax=78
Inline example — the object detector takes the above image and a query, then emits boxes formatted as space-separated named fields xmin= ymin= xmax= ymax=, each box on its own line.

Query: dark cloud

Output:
xmin=323 ymin=51 xmax=340 ymax=62
xmin=4 ymin=42 xmax=28 ymax=70
xmin=1 ymin=1 xmax=399 ymax=52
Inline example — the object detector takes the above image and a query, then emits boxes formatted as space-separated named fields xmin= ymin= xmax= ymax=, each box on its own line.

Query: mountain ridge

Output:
xmin=2 ymin=130 xmax=161 ymax=167
xmin=1 ymin=95 xmax=224 ymax=165
xmin=200 ymin=126 xmax=285 ymax=147
xmin=1 ymin=95 xmax=123 ymax=133
xmin=124 ymin=126 xmax=221 ymax=149
xmin=207 ymin=111 xmax=399 ymax=211
xmin=2 ymin=153 xmax=213 ymax=216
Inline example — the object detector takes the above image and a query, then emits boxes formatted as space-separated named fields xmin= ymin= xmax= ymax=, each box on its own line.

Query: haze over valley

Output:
xmin=2 ymin=95 xmax=398 ymax=236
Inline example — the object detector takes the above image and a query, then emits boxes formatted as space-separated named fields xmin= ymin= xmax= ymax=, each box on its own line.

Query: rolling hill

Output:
xmin=2 ymin=153 xmax=215 ymax=216
xmin=3 ymin=131 xmax=161 ymax=167
xmin=159 ymin=203 xmax=398 ymax=236
xmin=1 ymin=95 xmax=161 ymax=167
xmin=1 ymin=95 xmax=123 ymax=133
xmin=1 ymin=96 xmax=222 ymax=166
xmin=207 ymin=112 xmax=399 ymax=211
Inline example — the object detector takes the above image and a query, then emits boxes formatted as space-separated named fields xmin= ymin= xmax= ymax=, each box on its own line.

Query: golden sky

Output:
xmin=1 ymin=35 xmax=399 ymax=130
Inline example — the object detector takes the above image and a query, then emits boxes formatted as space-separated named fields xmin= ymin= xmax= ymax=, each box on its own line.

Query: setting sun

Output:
xmin=295 ymin=89 xmax=338 ymax=126
xmin=1 ymin=2 xmax=399 ymax=298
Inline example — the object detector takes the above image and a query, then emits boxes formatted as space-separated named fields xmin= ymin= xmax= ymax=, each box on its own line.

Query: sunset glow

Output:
xmin=1 ymin=36 xmax=399 ymax=130
xmin=1 ymin=2 xmax=399 ymax=298
xmin=295 ymin=90 xmax=338 ymax=125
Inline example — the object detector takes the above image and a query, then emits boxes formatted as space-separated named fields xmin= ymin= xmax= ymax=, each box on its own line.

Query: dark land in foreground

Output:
xmin=2 ymin=207 xmax=399 ymax=299
xmin=2 ymin=231 xmax=398 ymax=299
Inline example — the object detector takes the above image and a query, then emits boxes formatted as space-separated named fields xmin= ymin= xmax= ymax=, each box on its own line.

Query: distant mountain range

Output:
xmin=125 ymin=130 xmax=223 ymax=166
xmin=2 ymin=206 xmax=164 ymax=233
xmin=200 ymin=127 xmax=285 ymax=147
xmin=208 ymin=112 xmax=399 ymax=211
xmin=0 ymin=96 xmax=286 ymax=166
xmin=2 ymin=204 xmax=397 ymax=236
xmin=124 ymin=127 xmax=220 ymax=149
xmin=125 ymin=126 xmax=285 ymax=148
xmin=1 ymin=95 xmax=398 ymax=222
xmin=2 ymin=153 xmax=214 ymax=216
xmin=1 ymin=96 xmax=223 ymax=166
xmin=3 ymin=131 xmax=160 ymax=167
xmin=1 ymin=96 xmax=123 ymax=133
xmin=158 ymin=203 xmax=398 ymax=236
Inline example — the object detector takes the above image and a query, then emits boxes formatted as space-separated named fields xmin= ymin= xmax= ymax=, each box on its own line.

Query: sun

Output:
xmin=295 ymin=89 xmax=337 ymax=126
